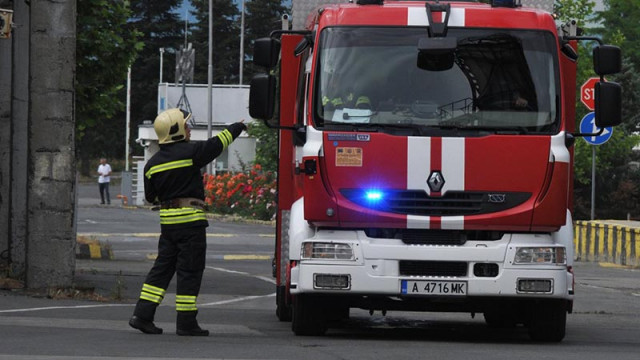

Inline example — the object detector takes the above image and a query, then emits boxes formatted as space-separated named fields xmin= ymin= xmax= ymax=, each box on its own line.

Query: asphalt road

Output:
xmin=0 ymin=183 xmax=639 ymax=359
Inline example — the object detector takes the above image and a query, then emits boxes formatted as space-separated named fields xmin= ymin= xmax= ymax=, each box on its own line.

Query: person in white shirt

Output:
xmin=97 ymin=158 xmax=112 ymax=205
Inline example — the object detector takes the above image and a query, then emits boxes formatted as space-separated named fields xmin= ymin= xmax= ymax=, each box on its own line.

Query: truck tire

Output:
xmin=276 ymin=287 xmax=292 ymax=322
xmin=292 ymin=295 xmax=327 ymax=336
xmin=483 ymin=310 xmax=517 ymax=328
xmin=527 ymin=301 xmax=566 ymax=342
xmin=328 ymin=305 xmax=350 ymax=323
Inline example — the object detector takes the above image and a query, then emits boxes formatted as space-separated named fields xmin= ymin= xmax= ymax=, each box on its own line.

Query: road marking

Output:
xmin=0 ymin=356 xmax=277 ymax=360
xmin=78 ymin=232 xmax=274 ymax=238
xmin=207 ymin=266 xmax=276 ymax=284
xmin=0 ymin=267 xmax=274 ymax=315
xmin=0 ymin=303 xmax=132 ymax=314
xmin=200 ymin=293 xmax=276 ymax=307
xmin=0 ymin=316 xmax=262 ymax=336
xmin=145 ymin=254 xmax=271 ymax=261
xmin=223 ymin=254 xmax=271 ymax=260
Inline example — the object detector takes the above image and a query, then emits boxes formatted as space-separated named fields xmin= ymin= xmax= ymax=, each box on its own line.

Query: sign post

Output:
xmin=580 ymin=76 xmax=613 ymax=220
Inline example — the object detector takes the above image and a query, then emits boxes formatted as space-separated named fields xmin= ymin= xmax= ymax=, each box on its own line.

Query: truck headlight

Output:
xmin=514 ymin=247 xmax=566 ymax=265
xmin=301 ymin=242 xmax=354 ymax=260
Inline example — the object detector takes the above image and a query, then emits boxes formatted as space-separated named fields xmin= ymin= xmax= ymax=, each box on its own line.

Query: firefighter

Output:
xmin=322 ymin=93 xmax=371 ymax=110
xmin=321 ymin=75 xmax=372 ymax=112
xmin=128 ymin=108 xmax=246 ymax=336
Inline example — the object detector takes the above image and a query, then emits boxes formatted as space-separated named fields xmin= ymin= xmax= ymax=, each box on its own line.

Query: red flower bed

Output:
xmin=203 ymin=164 xmax=277 ymax=221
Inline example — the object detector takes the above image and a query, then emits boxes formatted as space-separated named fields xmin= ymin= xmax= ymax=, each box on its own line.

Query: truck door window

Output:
xmin=314 ymin=27 xmax=559 ymax=135
xmin=296 ymin=50 xmax=310 ymax=128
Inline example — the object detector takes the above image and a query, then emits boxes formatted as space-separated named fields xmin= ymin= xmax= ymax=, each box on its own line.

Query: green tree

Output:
xmin=126 ymin=0 xmax=184 ymax=148
xmin=554 ymin=1 xmax=598 ymax=129
xmin=76 ymin=0 xmax=143 ymax=174
xmin=554 ymin=0 xmax=596 ymax=25
xmin=189 ymin=0 xmax=240 ymax=84
xmin=244 ymin=0 xmax=288 ymax=84
xmin=247 ymin=120 xmax=278 ymax=172
xmin=241 ymin=0 xmax=288 ymax=172
xmin=598 ymin=0 xmax=640 ymax=68
xmin=556 ymin=0 xmax=640 ymax=219
xmin=597 ymin=1 xmax=640 ymax=135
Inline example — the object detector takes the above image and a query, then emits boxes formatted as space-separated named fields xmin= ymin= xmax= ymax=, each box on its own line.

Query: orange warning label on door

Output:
xmin=336 ymin=147 xmax=363 ymax=167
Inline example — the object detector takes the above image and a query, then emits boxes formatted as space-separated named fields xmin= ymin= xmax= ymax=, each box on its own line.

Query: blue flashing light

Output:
xmin=491 ymin=0 xmax=521 ymax=8
xmin=365 ymin=191 xmax=383 ymax=201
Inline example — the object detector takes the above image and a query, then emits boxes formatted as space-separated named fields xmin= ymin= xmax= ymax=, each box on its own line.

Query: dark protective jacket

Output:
xmin=143 ymin=123 xmax=245 ymax=230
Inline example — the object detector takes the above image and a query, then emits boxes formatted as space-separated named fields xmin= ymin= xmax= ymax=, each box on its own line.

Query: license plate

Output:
xmin=401 ymin=280 xmax=467 ymax=296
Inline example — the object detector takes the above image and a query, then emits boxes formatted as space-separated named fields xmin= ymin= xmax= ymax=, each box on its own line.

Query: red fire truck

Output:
xmin=249 ymin=0 xmax=622 ymax=341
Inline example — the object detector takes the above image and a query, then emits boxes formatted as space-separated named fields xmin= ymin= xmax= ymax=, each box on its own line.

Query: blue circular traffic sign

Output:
xmin=580 ymin=112 xmax=613 ymax=145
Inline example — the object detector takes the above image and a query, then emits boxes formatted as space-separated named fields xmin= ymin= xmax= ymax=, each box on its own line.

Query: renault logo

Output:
xmin=488 ymin=194 xmax=506 ymax=203
xmin=427 ymin=171 xmax=445 ymax=192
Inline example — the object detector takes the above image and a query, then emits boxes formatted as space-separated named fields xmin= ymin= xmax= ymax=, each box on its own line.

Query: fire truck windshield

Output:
xmin=315 ymin=27 xmax=560 ymax=135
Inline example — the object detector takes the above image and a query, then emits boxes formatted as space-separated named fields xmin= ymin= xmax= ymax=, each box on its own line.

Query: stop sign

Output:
xmin=580 ymin=77 xmax=600 ymax=110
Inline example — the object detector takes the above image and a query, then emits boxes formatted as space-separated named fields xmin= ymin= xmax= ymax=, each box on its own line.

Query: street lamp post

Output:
xmin=239 ymin=0 xmax=245 ymax=85
xmin=159 ymin=47 xmax=165 ymax=83
xmin=207 ymin=0 xmax=214 ymax=175
xmin=125 ymin=66 xmax=131 ymax=172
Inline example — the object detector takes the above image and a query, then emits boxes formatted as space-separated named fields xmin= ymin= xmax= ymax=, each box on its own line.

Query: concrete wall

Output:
xmin=0 ymin=0 xmax=76 ymax=289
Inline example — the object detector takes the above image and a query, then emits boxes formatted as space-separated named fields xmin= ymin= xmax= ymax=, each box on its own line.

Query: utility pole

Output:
xmin=239 ymin=0 xmax=245 ymax=85
xmin=207 ymin=0 xmax=214 ymax=175
xmin=159 ymin=47 xmax=164 ymax=83
xmin=126 ymin=66 xmax=131 ymax=172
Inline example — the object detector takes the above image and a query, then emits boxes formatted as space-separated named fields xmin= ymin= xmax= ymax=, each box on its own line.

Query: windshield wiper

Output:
xmin=432 ymin=124 xmax=529 ymax=134
xmin=328 ymin=122 xmax=425 ymax=135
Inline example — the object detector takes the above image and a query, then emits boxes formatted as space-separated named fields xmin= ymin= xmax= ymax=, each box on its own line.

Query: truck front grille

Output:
xmin=340 ymin=189 xmax=530 ymax=216
xmin=365 ymin=228 xmax=504 ymax=245
xmin=399 ymin=260 xmax=468 ymax=277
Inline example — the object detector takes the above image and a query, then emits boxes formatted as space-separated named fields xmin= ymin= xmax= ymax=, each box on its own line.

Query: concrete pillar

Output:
xmin=27 ymin=0 xmax=77 ymax=289
xmin=8 ymin=0 xmax=30 ymax=280
xmin=0 ymin=1 xmax=12 ymax=267
xmin=1 ymin=0 xmax=76 ymax=289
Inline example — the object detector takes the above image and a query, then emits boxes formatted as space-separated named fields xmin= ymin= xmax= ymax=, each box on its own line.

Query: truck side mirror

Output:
xmin=254 ymin=38 xmax=281 ymax=69
xmin=417 ymin=37 xmax=457 ymax=71
xmin=249 ymin=73 xmax=276 ymax=121
xmin=594 ymin=81 xmax=622 ymax=128
xmin=593 ymin=45 xmax=621 ymax=76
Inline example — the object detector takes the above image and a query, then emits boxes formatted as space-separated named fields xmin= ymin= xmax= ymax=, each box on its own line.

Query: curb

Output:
xmin=145 ymin=253 xmax=271 ymax=261
xmin=598 ymin=262 xmax=639 ymax=270
xmin=94 ymin=203 xmax=276 ymax=226
xmin=76 ymin=243 xmax=113 ymax=260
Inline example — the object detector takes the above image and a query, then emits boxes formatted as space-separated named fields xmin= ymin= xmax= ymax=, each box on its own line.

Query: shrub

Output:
xmin=203 ymin=164 xmax=277 ymax=221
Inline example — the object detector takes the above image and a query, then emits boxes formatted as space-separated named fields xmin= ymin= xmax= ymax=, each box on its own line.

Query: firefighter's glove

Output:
xmin=236 ymin=121 xmax=248 ymax=132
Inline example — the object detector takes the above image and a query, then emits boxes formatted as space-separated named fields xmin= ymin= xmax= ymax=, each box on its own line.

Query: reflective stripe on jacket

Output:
xmin=144 ymin=123 xmax=245 ymax=230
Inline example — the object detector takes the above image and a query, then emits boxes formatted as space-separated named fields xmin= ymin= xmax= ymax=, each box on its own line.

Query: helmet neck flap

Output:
xmin=154 ymin=108 xmax=192 ymax=144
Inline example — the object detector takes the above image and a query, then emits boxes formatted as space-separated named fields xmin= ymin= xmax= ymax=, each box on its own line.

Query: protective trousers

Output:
xmin=133 ymin=226 xmax=207 ymax=322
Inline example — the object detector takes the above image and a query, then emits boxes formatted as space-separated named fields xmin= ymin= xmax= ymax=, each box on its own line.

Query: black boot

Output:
xmin=129 ymin=316 xmax=163 ymax=334
xmin=176 ymin=311 xmax=209 ymax=336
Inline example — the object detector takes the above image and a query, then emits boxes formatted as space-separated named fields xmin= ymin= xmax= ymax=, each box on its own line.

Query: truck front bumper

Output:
xmin=290 ymin=231 xmax=574 ymax=302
